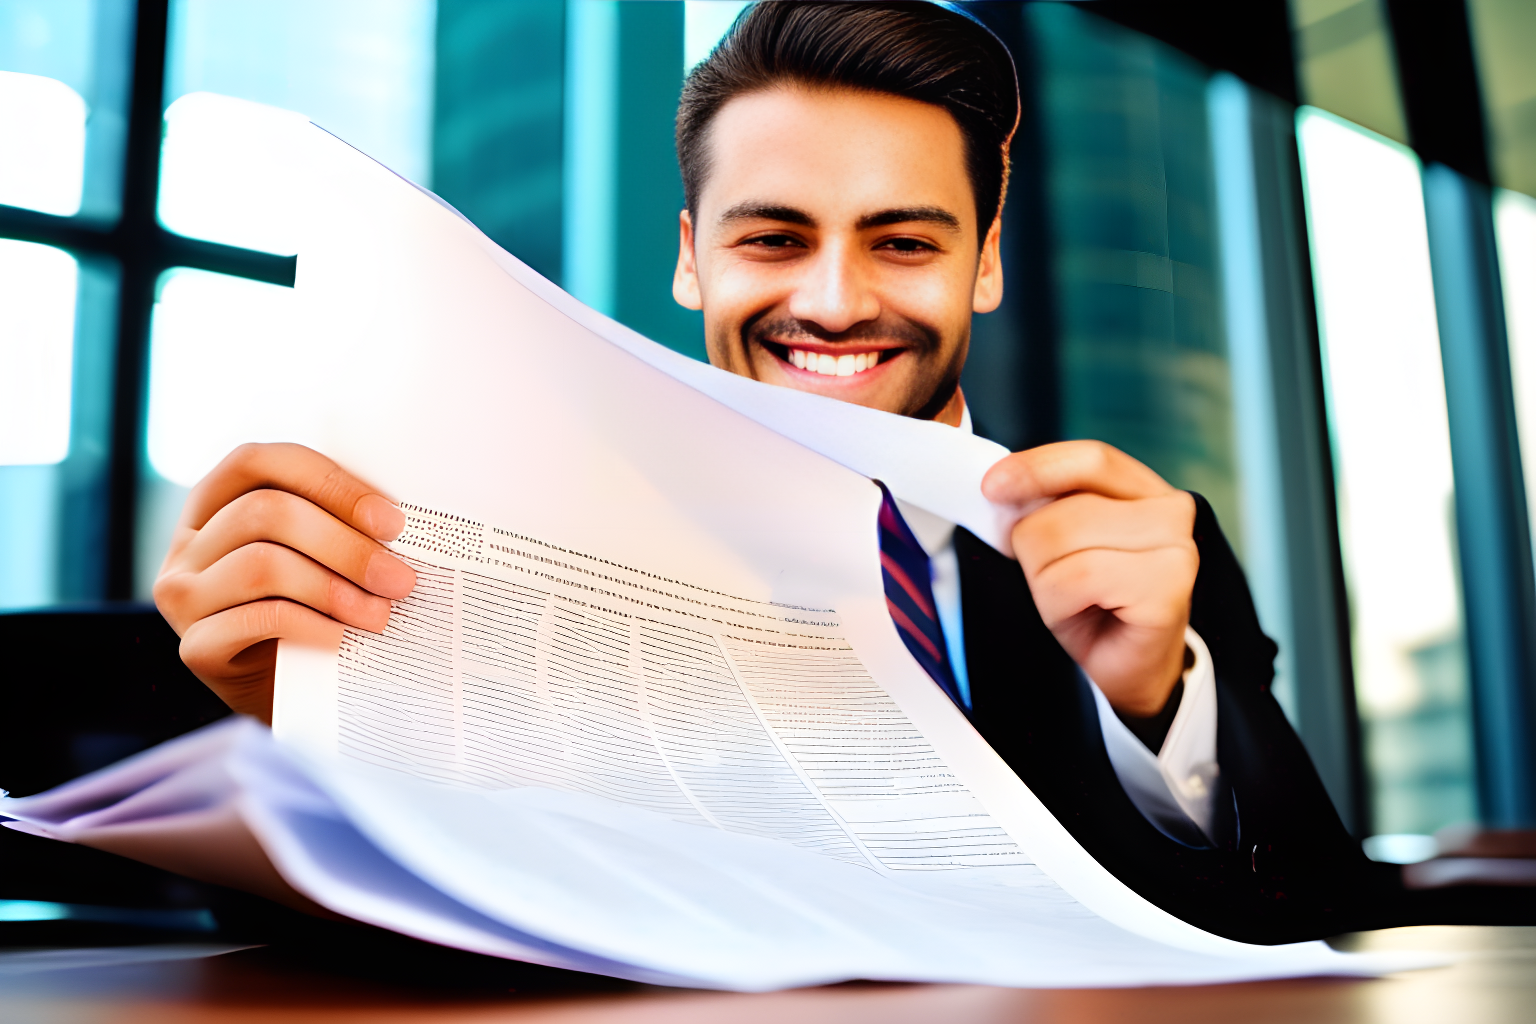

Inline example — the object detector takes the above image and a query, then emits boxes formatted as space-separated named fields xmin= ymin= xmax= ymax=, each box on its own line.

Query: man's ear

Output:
xmin=972 ymin=215 xmax=1004 ymax=314
xmin=673 ymin=209 xmax=703 ymax=311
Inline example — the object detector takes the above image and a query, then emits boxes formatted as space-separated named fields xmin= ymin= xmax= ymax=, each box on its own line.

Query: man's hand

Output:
xmin=153 ymin=443 xmax=417 ymax=723
xmin=981 ymin=441 xmax=1197 ymax=718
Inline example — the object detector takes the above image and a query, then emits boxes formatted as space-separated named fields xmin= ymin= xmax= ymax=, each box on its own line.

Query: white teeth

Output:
xmin=788 ymin=348 xmax=882 ymax=376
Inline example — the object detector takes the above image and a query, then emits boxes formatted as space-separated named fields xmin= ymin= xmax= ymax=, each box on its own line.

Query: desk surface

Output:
xmin=2 ymin=925 xmax=1533 ymax=1024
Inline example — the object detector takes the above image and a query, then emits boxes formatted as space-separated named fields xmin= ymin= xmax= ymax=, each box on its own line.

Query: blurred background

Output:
xmin=2 ymin=0 xmax=1534 ymax=864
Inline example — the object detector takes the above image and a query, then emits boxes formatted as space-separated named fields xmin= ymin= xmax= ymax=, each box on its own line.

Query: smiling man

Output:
xmin=152 ymin=2 xmax=1405 ymax=941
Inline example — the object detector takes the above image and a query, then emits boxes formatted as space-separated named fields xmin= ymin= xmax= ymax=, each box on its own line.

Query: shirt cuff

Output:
xmin=1089 ymin=627 xmax=1220 ymax=845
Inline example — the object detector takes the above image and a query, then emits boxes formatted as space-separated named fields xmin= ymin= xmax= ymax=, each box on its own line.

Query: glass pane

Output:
xmin=158 ymin=0 xmax=436 ymax=251
xmin=0 ymin=239 xmax=77 ymax=465
xmin=146 ymin=268 xmax=305 ymax=488
xmin=137 ymin=268 xmax=306 ymax=597
xmin=157 ymin=92 xmax=310 ymax=255
xmin=0 ymin=239 xmax=77 ymax=608
xmin=560 ymin=1 xmax=699 ymax=357
xmin=142 ymin=0 xmax=438 ymax=592
xmin=0 ymin=70 xmax=86 ymax=215
xmin=684 ymin=1 xmax=749 ymax=72
xmin=1027 ymin=3 xmax=1241 ymax=541
xmin=1207 ymin=74 xmax=1297 ymax=722
xmin=0 ymin=0 xmax=134 ymax=221
xmin=1498 ymin=190 xmax=1536 ymax=554
xmin=433 ymin=0 xmax=565 ymax=283
xmin=1466 ymin=0 xmax=1536 ymax=198
xmin=1287 ymin=0 xmax=1407 ymax=145
xmin=1297 ymin=108 xmax=1477 ymax=840
xmin=0 ymin=0 xmax=94 ymax=216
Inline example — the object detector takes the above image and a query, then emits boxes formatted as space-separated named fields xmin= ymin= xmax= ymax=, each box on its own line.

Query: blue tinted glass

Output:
xmin=157 ymin=0 xmax=436 ymax=254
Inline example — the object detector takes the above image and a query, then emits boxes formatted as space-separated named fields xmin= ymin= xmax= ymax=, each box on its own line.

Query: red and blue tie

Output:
xmin=876 ymin=481 xmax=963 ymax=709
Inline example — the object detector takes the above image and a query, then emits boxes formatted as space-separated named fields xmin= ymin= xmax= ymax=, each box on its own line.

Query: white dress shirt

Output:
xmin=893 ymin=406 xmax=1223 ymax=845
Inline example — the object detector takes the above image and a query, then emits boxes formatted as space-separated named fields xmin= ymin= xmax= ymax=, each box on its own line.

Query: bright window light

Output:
xmin=1299 ymin=109 xmax=1459 ymax=717
xmin=165 ymin=0 xmax=436 ymax=185
xmin=147 ymin=268 xmax=315 ymax=487
xmin=1497 ymin=190 xmax=1536 ymax=538
xmin=684 ymin=1 xmax=751 ymax=72
xmin=1361 ymin=833 xmax=1437 ymax=864
xmin=1298 ymin=108 xmax=1473 ymax=834
xmin=157 ymin=92 xmax=310 ymax=256
xmin=0 ymin=239 xmax=77 ymax=465
xmin=0 ymin=70 xmax=86 ymax=216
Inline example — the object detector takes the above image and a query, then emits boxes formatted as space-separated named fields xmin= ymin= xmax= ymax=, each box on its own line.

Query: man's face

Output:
xmin=673 ymin=86 xmax=1003 ymax=425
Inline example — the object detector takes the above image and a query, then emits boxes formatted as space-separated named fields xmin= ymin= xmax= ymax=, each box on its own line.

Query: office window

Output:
xmin=1466 ymin=0 xmax=1536 ymax=199
xmin=1287 ymin=0 xmax=1407 ymax=145
xmin=433 ymin=0 xmax=565 ymax=283
xmin=0 ymin=238 xmax=77 ymax=478
xmin=1500 ymin=190 xmax=1536 ymax=556
xmin=1026 ymin=3 xmax=1241 ymax=547
xmin=136 ymin=0 xmax=438 ymax=596
xmin=0 ymin=241 xmax=77 ymax=467
xmin=157 ymin=92 xmax=309 ymax=257
xmin=684 ymin=0 xmax=749 ymax=72
xmin=561 ymin=1 xmax=698 ymax=356
xmin=0 ymin=0 xmax=122 ymax=220
xmin=0 ymin=241 xmax=78 ymax=608
xmin=145 ymin=269 xmax=302 ymax=489
xmin=0 ymin=0 xmax=130 ymax=609
xmin=163 ymin=0 xmax=436 ymax=187
xmin=0 ymin=71 xmax=87 ymax=215
xmin=1297 ymin=108 xmax=1476 ymax=839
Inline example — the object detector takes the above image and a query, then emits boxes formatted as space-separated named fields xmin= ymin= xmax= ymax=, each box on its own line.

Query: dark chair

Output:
xmin=0 ymin=605 xmax=232 ymax=938
xmin=0 ymin=604 xmax=231 ymax=797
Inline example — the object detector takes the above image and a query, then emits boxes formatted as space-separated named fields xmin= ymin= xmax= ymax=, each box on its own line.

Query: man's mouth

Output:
xmin=763 ymin=342 xmax=895 ymax=377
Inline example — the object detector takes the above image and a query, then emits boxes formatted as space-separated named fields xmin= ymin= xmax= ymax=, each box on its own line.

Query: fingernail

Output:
xmin=980 ymin=465 xmax=1012 ymax=499
xmin=365 ymin=550 xmax=416 ymax=599
xmin=358 ymin=494 xmax=406 ymax=540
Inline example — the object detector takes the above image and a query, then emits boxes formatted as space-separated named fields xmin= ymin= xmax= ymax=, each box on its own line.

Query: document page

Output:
xmin=328 ymin=502 xmax=1030 ymax=874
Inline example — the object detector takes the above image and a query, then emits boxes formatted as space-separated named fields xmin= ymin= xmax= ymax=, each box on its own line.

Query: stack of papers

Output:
xmin=1 ymin=125 xmax=1433 ymax=990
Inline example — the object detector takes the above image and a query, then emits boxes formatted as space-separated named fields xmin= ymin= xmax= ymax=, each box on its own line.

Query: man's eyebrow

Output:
xmin=717 ymin=202 xmax=817 ymax=227
xmin=856 ymin=206 xmax=962 ymax=231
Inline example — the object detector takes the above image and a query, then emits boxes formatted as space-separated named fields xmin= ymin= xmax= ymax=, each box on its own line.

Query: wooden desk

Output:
xmin=1 ymin=925 xmax=1531 ymax=1024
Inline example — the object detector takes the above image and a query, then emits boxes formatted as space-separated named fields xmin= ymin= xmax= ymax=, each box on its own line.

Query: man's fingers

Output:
xmin=180 ymin=442 xmax=404 ymax=541
xmin=982 ymin=440 xmax=1173 ymax=507
xmin=1013 ymin=492 xmax=1196 ymax=578
xmin=175 ymin=488 xmax=415 ymax=598
xmin=179 ymin=599 xmax=340 ymax=720
xmin=156 ymin=541 xmax=393 ymax=636
xmin=1024 ymin=546 xmax=1197 ymax=632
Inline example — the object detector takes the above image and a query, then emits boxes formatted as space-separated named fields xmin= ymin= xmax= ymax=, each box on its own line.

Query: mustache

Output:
xmin=745 ymin=313 xmax=939 ymax=353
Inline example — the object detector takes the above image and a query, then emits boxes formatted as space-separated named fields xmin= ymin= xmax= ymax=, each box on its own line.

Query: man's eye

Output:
xmin=743 ymin=234 xmax=802 ymax=248
xmin=878 ymin=237 xmax=934 ymax=253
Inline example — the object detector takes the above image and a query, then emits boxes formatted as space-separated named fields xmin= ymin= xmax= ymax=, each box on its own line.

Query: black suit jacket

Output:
xmin=955 ymin=493 xmax=1407 ymax=943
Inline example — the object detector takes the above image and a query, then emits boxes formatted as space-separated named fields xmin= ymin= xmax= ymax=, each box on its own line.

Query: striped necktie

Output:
xmin=875 ymin=482 xmax=962 ymax=708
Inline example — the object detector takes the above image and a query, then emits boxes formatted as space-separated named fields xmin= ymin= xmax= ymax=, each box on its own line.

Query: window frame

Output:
xmin=0 ymin=0 xmax=293 ymax=599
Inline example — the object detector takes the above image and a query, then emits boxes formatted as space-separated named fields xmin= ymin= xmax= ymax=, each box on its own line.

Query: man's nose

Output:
xmin=786 ymin=240 xmax=880 ymax=335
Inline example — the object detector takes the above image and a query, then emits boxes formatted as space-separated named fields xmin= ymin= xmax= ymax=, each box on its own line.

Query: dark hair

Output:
xmin=676 ymin=1 xmax=1020 ymax=233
